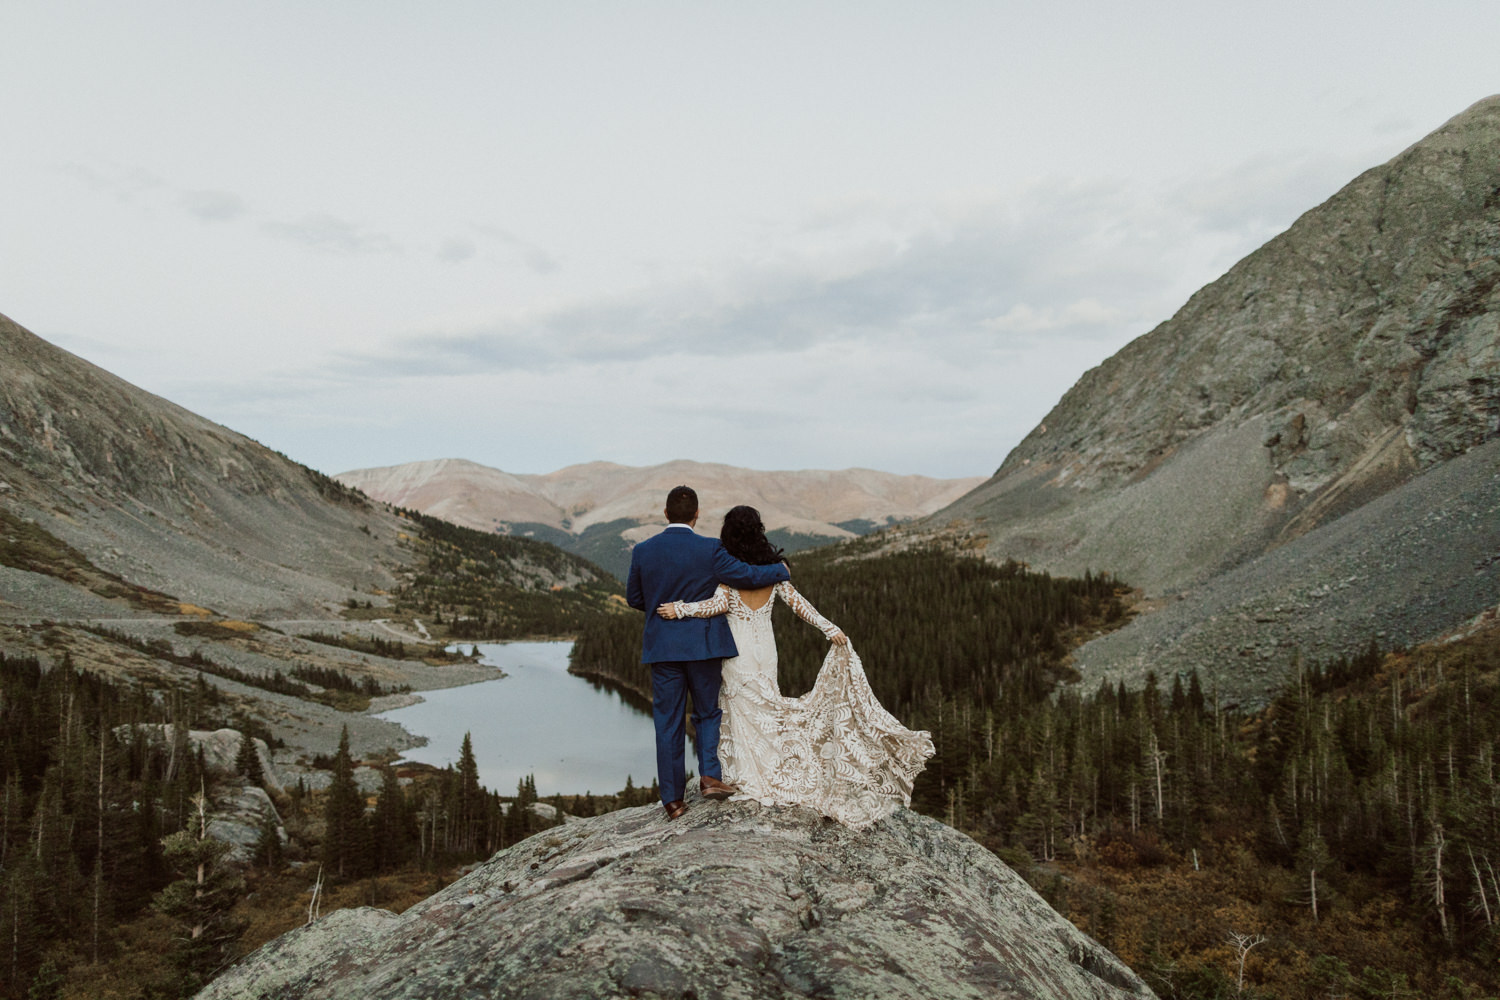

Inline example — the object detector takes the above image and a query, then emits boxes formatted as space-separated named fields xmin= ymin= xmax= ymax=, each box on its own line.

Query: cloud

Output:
xmin=339 ymin=180 xmax=1210 ymax=383
xmin=55 ymin=162 xmax=164 ymax=202
xmin=57 ymin=162 xmax=254 ymax=225
xmin=264 ymin=161 xmax=1371 ymax=477
xmin=475 ymin=226 xmax=560 ymax=274
xmin=1164 ymin=152 xmax=1368 ymax=236
xmin=437 ymin=236 xmax=476 ymax=263
xmin=180 ymin=189 xmax=247 ymax=222
xmin=262 ymin=213 xmax=400 ymax=254
xmin=984 ymin=299 xmax=1123 ymax=334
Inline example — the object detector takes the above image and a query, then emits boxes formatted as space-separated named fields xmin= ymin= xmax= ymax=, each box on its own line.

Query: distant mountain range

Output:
xmin=336 ymin=458 xmax=984 ymax=580
xmin=915 ymin=95 xmax=1500 ymax=706
xmin=334 ymin=455 xmax=978 ymax=578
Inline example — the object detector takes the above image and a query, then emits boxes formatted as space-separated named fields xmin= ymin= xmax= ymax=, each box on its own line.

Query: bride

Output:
xmin=657 ymin=505 xmax=933 ymax=829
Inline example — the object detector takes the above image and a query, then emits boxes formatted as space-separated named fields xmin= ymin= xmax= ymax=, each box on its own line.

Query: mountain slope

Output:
xmin=0 ymin=312 xmax=410 ymax=617
xmin=338 ymin=457 xmax=983 ymax=579
xmin=0 ymin=313 xmax=611 ymax=620
xmin=1070 ymin=436 xmax=1500 ymax=707
xmin=935 ymin=95 xmax=1500 ymax=596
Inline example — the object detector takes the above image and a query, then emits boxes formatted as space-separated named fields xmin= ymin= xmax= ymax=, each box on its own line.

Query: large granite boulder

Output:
xmin=125 ymin=724 xmax=284 ymax=793
xmin=198 ymin=794 xmax=1152 ymax=1000
xmin=207 ymin=783 xmax=284 ymax=866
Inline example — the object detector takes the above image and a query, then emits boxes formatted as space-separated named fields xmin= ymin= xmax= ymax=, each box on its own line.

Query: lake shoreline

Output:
xmin=375 ymin=641 xmax=658 ymax=798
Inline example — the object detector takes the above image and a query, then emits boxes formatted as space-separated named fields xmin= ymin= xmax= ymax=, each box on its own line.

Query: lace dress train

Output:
xmin=670 ymin=582 xmax=934 ymax=830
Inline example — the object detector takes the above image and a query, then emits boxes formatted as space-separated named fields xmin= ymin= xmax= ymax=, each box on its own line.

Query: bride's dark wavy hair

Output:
xmin=719 ymin=505 xmax=785 ymax=566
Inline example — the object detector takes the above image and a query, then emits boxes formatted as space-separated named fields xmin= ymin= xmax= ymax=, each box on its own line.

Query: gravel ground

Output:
xmin=0 ymin=565 xmax=159 ymax=622
xmin=1071 ymin=438 xmax=1500 ymax=708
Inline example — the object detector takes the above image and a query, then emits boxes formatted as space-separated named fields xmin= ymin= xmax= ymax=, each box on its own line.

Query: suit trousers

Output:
xmin=650 ymin=658 xmax=723 ymax=805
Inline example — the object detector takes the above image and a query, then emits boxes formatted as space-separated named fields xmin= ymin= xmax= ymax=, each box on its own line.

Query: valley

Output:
xmin=0 ymin=94 xmax=1497 ymax=1000
xmin=898 ymin=94 xmax=1500 ymax=707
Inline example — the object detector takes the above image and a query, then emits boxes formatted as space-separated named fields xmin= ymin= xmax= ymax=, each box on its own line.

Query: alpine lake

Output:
xmin=376 ymin=641 xmax=661 ymax=798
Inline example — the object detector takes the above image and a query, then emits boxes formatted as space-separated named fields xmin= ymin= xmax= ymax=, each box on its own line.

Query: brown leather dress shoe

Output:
xmin=663 ymin=800 xmax=687 ymax=820
xmin=699 ymin=776 xmax=738 ymax=801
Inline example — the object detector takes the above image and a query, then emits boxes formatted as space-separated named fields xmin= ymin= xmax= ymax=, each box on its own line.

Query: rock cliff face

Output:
xmin=937 ymin=96 xmax=1500 ymax=597
xmin=198 ymin=795 xmax=1152 ymax=1000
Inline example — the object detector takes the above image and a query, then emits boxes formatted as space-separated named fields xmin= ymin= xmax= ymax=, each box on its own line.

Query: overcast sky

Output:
xmin=3 ymin=3 xmax=1497 ymax=479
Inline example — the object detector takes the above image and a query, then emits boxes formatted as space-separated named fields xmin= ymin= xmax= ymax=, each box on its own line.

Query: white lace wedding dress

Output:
xmin=669 ymin=582 xmax=934 ymax=829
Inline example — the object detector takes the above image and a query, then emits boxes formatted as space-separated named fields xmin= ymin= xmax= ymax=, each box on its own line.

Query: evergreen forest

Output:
xmin=0 ymin=649 xmax=622 ymax=1000
xmin=385 ymin=508 xmax=624 ymax=640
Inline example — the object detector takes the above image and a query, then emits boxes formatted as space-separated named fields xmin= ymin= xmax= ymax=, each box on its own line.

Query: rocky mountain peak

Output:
xmin=197 ymin=796 xmax=1152 ymax=1000
xmin=2 ymin=314 xmax=309 ymax=507
xmin=1001 ymin=95 xmax=1498 ymax=495
xmin=937 ymin=96 xmax=1500 ymax=596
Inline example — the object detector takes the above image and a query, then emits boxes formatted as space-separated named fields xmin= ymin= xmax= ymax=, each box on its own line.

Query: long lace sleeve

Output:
xmin=776 ymin=582 xmax=842 ymax=640
xmin=669 ymin=585 xmax=731 ymax=619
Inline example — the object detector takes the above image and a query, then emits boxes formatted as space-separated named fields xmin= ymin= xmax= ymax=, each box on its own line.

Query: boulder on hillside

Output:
xmin=118 ymin=725 xmax=287 ymax=863
xmin=122 ymin=725 xmax=283 ymax=794
xmin=196 ymin=794 xmax=1152 ymax=1000
xmin=207 ymin=783 xmax=284 ymax=866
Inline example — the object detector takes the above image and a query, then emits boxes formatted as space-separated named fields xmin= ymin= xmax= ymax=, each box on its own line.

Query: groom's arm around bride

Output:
xmin=625 ymin=485 xmax=788 ymax=820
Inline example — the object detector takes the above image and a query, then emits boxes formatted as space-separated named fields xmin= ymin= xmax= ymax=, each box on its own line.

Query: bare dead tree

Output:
xmin=0 ymin=779 xmax=9 ymax=876
xmin=1422 ymin=823 xmax=1450 ymax=939
xmin=307 ymin=864 xmax=325 ymax=926
xmin=93 ymin=728 xmax=105 ymax=964
xmin=1225 ymin=930 xmax=1267 ymax=996
xmin=1484 ymin=853 xmax=1500 ymax=927
xmin=1147 ymin=731 xmax=1166 ymax=822
xmin=1468 ymin=844 xmax=1492 ymax=927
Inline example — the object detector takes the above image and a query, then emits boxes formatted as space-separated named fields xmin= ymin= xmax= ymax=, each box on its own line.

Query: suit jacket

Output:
xmin=626 ymin=525 xmax=789 ymax=664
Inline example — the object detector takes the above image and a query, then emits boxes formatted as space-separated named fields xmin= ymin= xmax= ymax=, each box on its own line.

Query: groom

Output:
xmin=626 ymin=485 xmax=790 ymax=820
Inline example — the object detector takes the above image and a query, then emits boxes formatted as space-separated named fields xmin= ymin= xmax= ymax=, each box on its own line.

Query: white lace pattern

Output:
xmin=673 ymin=582 xmax=934 ymax=829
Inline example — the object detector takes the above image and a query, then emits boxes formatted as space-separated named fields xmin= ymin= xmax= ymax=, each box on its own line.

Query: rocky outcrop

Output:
xmin=121 ymin=726 xmax=287 ymax=862
xmin=208 ymin=783 xmax=284 ymax=866
xmin=935 ymin=96 xmax=1500 ymax=596
xmin=125 ymin=725 xmax=284 ymax=792
xmin=338 ymin=457 xmax=984 ymax=579
xmin=197 ymin=794 xmax=1152 ymax=1000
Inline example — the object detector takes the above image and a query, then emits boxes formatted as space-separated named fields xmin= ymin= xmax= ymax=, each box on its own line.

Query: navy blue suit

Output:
xmin=626 ymin=524 xmax=789 ymax=805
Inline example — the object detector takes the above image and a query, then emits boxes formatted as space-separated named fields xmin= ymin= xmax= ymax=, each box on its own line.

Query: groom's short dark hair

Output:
xmin=665 ymin=485 xmax=698 ymax=523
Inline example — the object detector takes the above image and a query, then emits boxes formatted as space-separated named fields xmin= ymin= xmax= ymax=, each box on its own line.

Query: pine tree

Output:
xmin=254 ymin=812 xmax=283 ymax=871
xmin=0 ymin=854 xmax=45 ymax=997
xmin=457 ymin=733 xmax=483 ymax=854
xmin=233 ymin=731 xmax=265 ymax=786
xmin=153 ymin=792 xmax=246 ymax=993
xmin=371 ymin=766 xmax=415 ymax=871
xmin=321 ymin=726 xmax=371 ymax=878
